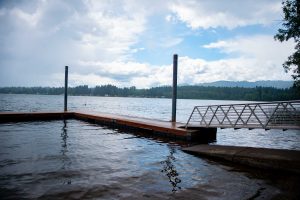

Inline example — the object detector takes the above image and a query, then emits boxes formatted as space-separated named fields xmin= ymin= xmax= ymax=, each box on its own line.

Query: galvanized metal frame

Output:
xmin=185 ymin=101 xmax=300 ymax=130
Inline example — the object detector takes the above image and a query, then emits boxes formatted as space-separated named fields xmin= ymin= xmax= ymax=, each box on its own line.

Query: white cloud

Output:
xmin=179 ymin=35 xmax=295 ymax=83
xmin=178 ymin=56 xmax=290 ymax=84
xmin=51 ymin=62 xmax=171 ymax=88
xmin=77 ymin=60 xmax=151 ymax=76
xmin=10 ymin=8 xmax=40 ymax=27
xmin=76 ymin=60 xmax=171 ymax=88
xmin=0 ymin=0 xmax=293 ymax=88
xmin=0 ymin=0 xmax=149 ymax=86
xmin=3 ymin=0 xmax=148 ymax=61
xmin=168 ymin=0 xmax=282 ymax=29
xmin=203 ymin=35 xmax=295 ymax=66
xmin=50 ymin=34 xmax=293 ymax=88
xmin=52 ymin=72 xmax=120 ymax=87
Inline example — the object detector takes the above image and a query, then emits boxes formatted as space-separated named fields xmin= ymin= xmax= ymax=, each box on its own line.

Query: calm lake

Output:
xmin=0 ymin=94 xmax=299 ymax=199
xmin=1 ymin=94 xmax=299 ymax=150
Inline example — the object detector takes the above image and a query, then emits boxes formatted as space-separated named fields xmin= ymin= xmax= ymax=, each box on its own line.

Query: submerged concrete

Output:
xmin=183 ymin=144 xmax=300 ymax=174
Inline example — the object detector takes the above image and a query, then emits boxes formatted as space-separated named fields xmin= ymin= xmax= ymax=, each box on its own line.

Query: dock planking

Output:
xmin=0 ymin=111 xmax=200 ymax=139
xmin=73 ymin=111 xmax=189 ymax=136
xmin=0 ymin=111 xmax=74 ymax=122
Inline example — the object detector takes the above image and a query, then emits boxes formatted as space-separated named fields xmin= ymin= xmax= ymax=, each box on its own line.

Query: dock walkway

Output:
xmin=185 ymin=100 xmax=300 ymax=130
xmin=73 ymin=111 xmax=190 ymax=137
xmin=0 ymin=111 xmax=208 ymax=140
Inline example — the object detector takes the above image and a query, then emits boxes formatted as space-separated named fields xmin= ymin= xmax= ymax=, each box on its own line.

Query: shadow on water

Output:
xmin=160 ymin=145 xmax=182 ymax=192
xmin=61 ymin=120 xmax=72 ymax=185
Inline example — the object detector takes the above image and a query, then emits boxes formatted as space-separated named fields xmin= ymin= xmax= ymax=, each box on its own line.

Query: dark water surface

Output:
xmin=1 ymin=94 xmax=299 ymax=150
xmin=0 ymin=120 xmax=290 ymax=199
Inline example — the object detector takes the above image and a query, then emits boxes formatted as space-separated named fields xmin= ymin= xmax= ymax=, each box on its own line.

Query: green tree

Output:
xmin=274 ymin=0 xmax=300 ymax=88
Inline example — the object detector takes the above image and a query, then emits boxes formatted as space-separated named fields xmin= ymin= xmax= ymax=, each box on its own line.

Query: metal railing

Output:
xmin=185 ymin=101 xmax=300 ymax=130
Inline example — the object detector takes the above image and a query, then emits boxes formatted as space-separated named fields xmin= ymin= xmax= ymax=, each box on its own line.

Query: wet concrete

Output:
xmin=183 ymin=144 xmax=300 ymax=174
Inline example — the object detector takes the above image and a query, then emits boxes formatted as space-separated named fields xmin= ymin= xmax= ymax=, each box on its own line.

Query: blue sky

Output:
xmin=0 ymin=0 xmax=295 ymax=88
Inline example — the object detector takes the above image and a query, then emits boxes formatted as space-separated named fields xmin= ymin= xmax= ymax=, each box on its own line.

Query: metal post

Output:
xmin=64 ymin=66 xmax=68 ymax=112
xmin=172 ymin=54 xmax=178 ymax=122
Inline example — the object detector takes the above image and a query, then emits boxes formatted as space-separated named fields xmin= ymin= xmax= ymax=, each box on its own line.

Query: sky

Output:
xmin=0 ymin=0 xmax=296 ymax=88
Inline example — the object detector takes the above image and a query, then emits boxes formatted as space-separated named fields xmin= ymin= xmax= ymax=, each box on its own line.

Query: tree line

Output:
xmin=0 ymin=85 xmax=299 ymax=101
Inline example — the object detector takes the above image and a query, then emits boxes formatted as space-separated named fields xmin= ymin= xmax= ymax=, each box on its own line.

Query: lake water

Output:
xmin=0 ymin=120 xmax=285 ymax=199
xmin=1 ymin=94 xmax=299 ymax=150
xmin=0 ymin=94 xmax=299 ymax=199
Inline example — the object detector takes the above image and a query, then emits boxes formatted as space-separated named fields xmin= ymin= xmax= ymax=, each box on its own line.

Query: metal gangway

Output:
xmin=185 ymin=101 xmax=300 ymax=130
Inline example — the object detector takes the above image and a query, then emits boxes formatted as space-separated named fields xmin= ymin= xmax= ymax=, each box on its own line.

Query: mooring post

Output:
xmin=172 ymin=54 xmax=178 ymax=122
xmin=64 ymin=66 xmax=68 ymax=112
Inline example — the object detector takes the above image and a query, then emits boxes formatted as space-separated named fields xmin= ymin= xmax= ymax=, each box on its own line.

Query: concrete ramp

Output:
xmin=183 ymin=145 xmax=300 ymax=174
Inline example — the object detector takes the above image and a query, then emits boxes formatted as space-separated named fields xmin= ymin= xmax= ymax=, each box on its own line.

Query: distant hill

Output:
xmin=197 ymin=80 xmax=293 ymax=89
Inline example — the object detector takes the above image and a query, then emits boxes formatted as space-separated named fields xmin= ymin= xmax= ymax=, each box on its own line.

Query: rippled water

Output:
xmin=1 ymin=94 xmax=299 ymax=150
xmin=0 ymin=120 xmax=283 ymax=199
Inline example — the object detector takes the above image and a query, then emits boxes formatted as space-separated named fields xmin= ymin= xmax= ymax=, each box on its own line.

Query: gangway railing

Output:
xmin=185 ymin=101 xmax=300 ymax=130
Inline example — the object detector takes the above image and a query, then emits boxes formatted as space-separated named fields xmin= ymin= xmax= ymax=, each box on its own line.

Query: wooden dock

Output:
xmin=1 ymin=111 xmax=300 ymax=174
xmin=73 ymin=111 xmax=191 ymax=138
xmin=0 ymin=111 xmax=217 ymax=141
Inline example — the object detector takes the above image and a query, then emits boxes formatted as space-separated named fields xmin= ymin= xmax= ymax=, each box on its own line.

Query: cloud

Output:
xmin=49 ymin=33 xmax=294 ymax=88
xmin=75 ymin=60 xmax=171 ymax=88
xmin=1 ymin=1 xmax=147 ymax=60
xmin=0 ymin=0 xmax=150 ymax=86
xmin=203 ymin=34 xmax=295 ymax=66
xmin=168 ymin=0 xmax=282 ymax=29
xmin=0 ymin=0 xmax=293 ymax=88
xmin=181 ymin=35 xmax=294 ymax=83
xmin=47 ymin=59 xmax=173 ymax=89
xmin=178 ymin=56 xmax=290 ymax=84
xmin=51 ymin=72 xmax=120 ymax=87
xmin=77 ymin=60 xmax=151 ymax=77
xmin=10 ymin=7 xmax=41 ymax=27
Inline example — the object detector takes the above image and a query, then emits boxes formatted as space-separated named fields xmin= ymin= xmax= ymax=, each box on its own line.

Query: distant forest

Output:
xmin=0 ymin=85 xmax=299 ymax=101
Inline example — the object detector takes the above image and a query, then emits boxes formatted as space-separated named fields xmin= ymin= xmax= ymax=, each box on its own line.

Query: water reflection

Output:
xmin=160 ymin=145 xmax=181 ymax=192
xmin=0 ymin=120 xmax=290 ymax=199
xmin=61 ymin=120 xmax=68 ymax=153
xmin=61 ymin=120 xmax=71 ymax=185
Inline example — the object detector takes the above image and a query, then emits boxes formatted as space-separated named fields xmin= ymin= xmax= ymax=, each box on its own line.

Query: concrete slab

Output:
xmin=183 ymin=145 xmax=300 ymax=174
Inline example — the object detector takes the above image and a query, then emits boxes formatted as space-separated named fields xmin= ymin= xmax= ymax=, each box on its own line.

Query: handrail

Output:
xmin=185 ymin=100 xmax=300 ymax=130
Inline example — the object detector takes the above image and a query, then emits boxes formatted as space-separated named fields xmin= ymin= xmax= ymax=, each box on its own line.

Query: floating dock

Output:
xmin=1 ymin=111 xmax=300 ymax=174
xmin=0 ymin=111 xmax=216 ymax=141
